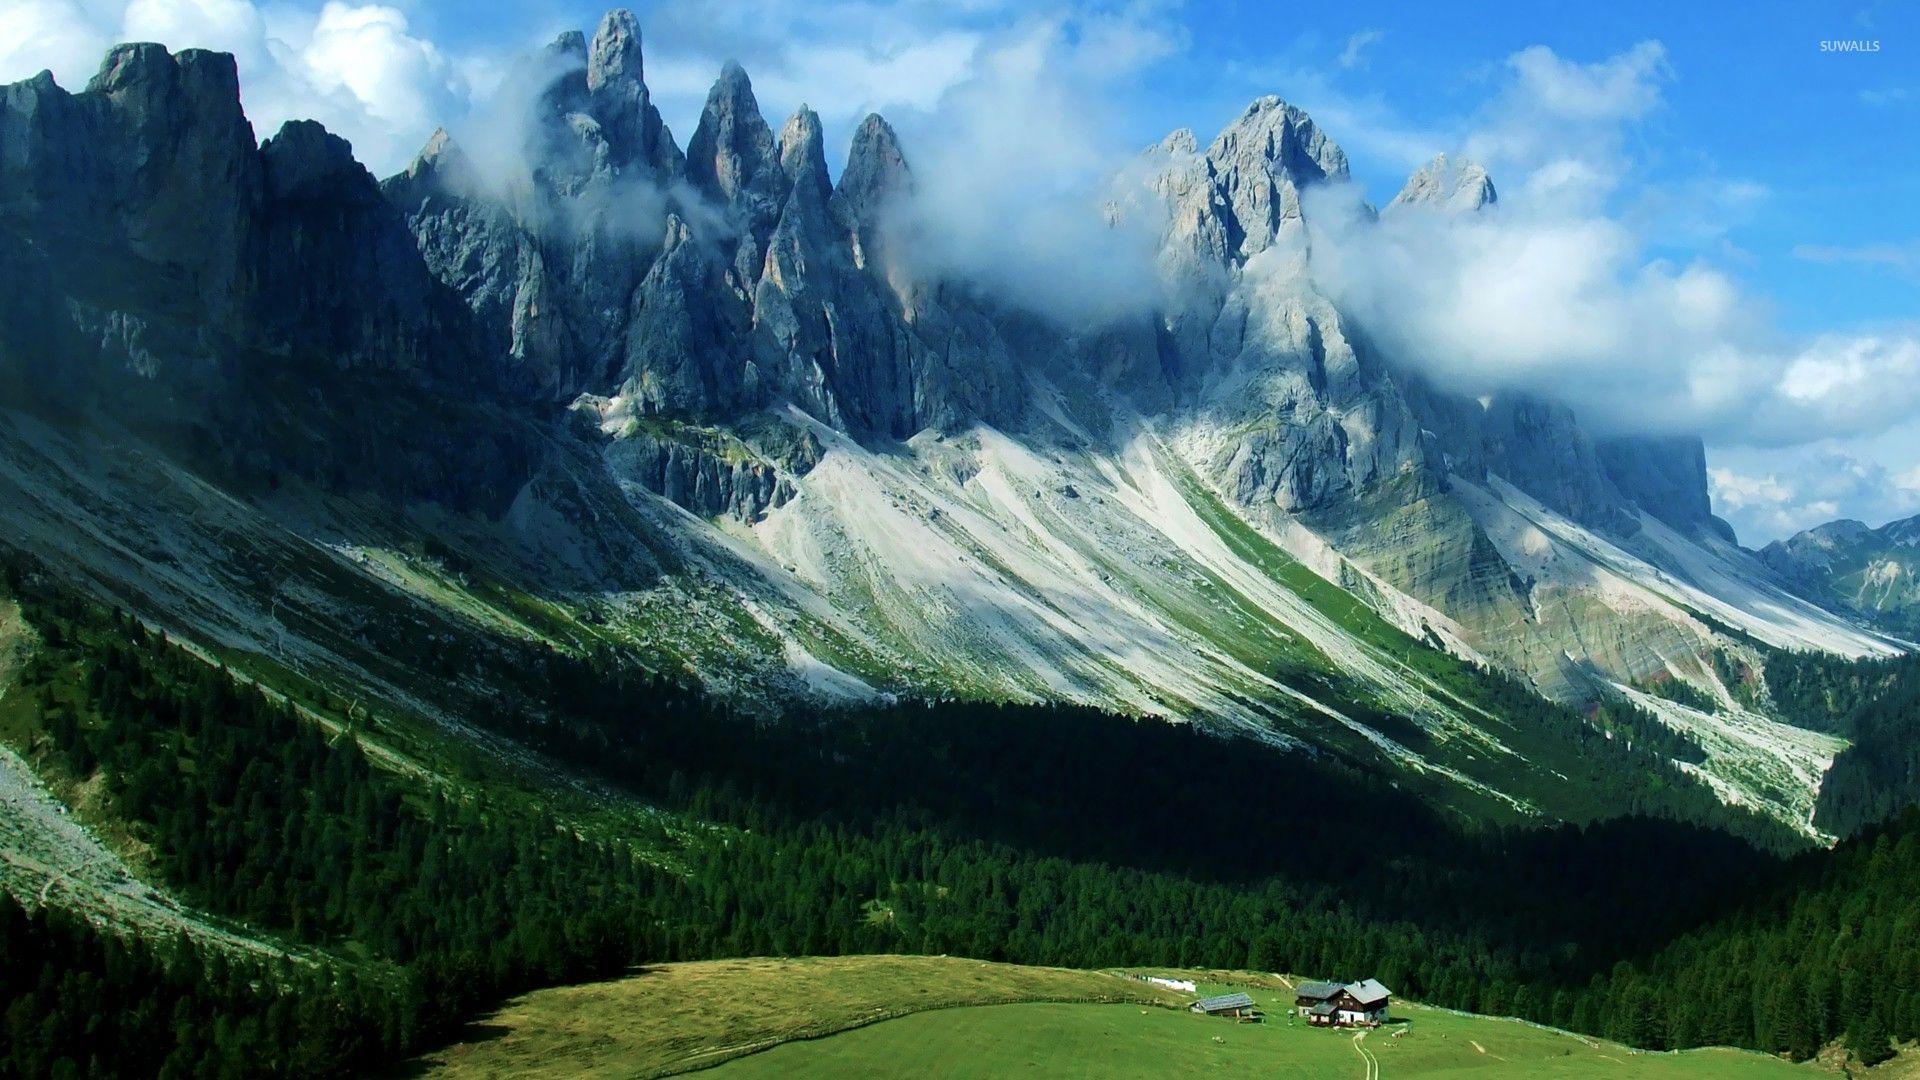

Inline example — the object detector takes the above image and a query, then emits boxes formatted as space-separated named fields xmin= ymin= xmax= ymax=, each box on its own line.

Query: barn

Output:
xmin=1191 ymin=992 xmax=1260 ymax=1020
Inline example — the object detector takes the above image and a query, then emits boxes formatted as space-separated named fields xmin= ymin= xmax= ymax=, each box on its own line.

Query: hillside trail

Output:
xmin=1353 ymin=1029 xmax=1380 ymax=1080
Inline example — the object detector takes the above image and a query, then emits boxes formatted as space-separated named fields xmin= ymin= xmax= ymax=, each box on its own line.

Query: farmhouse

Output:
xmin=1295 ymin=978 xmax=1391 ymax=1027
xmin=1190 ymin=992 xmax=1260 ymax=1020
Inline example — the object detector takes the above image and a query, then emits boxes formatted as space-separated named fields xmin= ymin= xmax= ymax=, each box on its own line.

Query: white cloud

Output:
xmin=1793 ymin=240 xmax=1920 ymax=277
xmin=1710 ymin=450 xmax=1920 ymax=542
xmin=1464 ymin=41 xmax=1670 ymax=209
xmin=0 ymin=2 xmax=112 ymax=86
xmin=1503 ymin=41 xmax=1668 ymax=123
xmin=1337 ymin=28 xmax=1383 ymax=70
xmin=279 ymin=3 xmax=469 ymax=169
xmin=881 ymin=10 xmax=1183 ymax=324
xmin=121 ymin=0 xmax=265 ymax=56
xmin=1283 ymin=39 xmax=1920 ymax=456
xmin=0 ymin=0 xmax=474 ymax=175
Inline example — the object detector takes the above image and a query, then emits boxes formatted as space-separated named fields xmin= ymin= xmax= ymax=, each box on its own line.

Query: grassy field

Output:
xmin=717 ymin=982 xmax=1808 ymax=1079
xmin=418 ymin=957 xmax=1813 ymax=1079
xmin=417 ymin=955 xmax=1187 ymax=1078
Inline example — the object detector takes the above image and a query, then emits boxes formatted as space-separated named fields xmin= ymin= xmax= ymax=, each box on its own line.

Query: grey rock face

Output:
xmin=383 ymin=11 xmax=689 ymax=401
xmin=1189 ymin=96 xmax=1347 ymax=265
xmin=830 ymin=113 xmax=910 ymax=263
xmin=585 ymin=9 xmax=682 ymax=178
xmin=1 ymin=45 xmax=259 ymax=337
xmin=1597 ymin=435 xmax=1736 ymax=542
xmin=687 ymin=62 xmax=788 ymax=284
xmin=0 ymin=11 xmax=1730 ymax=574
xmin=0 ymin=45 xmax=468 ymax=390
xmin=1762 ymin=513 xmax=1920 ymax=635
xmin=603 ymin=420 xmax=812 ymax=521
xmin=253 ymin=120 xmax=476 ymax=375
xmin=620 ymin=213 xmax=752 ymax=416
xmin=1388 ymin=154 xmax=1497 ymax=214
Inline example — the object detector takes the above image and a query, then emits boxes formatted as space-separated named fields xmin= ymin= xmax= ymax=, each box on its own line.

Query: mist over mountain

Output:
xmin=1 ymin=8 xmax=1907 ymax=835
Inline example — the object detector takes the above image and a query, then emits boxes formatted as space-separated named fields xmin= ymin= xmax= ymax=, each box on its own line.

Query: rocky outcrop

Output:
xmin=687 ymin=62 xmax=788 ymax=284
xmin=0 ymin=43 xmax=478 ymax=391
xmin=1188 ymin=96 xmax=1347 ymax=265
xmin=0 ymin=45 xmax=259 ymax=346
xmin=1131 ymin=99 xmax=1434 ymax=516
xmin=584 ymin=8 xmax=682 ymax=178
xmin=1388 ymin=154 xmax=1497 ymax=213
xmin=1597 ymin=435 xmax=1736 ymax=542
xmin=0 ymin=11 xmax=1797 ymax=721
xmin=382 ymin=10 xmax=693 ymax=402
xmin=254 ymin=120 xmax=477 ymax=375
xmin=830 ymin=113 xmax=910 ymax=265
xmin=383 ymin=21 xmax=1020 ymax=443
xmin=602 ymin=417 xmax=816 ymax=521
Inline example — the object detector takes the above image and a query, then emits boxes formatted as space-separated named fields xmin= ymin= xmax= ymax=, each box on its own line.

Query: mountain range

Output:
xmin=0 ymin=9 xmax=1906 ymax=844
xmin=1762 ymin=513 xmax=1920 ymax=637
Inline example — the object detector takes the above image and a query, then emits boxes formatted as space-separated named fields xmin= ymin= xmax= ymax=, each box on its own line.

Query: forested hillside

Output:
xmin=5 ymin=560 xmax=1920 ymax=1074
xmin=1768 ymin=649 xmax=1920 ymax=836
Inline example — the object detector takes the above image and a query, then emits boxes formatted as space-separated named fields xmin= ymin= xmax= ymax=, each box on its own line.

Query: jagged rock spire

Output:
xmin=584 ymin=9 xmax=681 ymax=176
xmin=1201 ymin=96 xmax=1347 ymax=262
xmin=830 ymin=113 xmax=910 ymax=236
xmin=777 ymin=105 xmax=831 ymax=207
xmin=587 ymin=9 xmax=643 ymax=92
xmin=1388 ymin=153 xmax=1496 ymax=213
xmin=688 ymin=61 xmax=787 ymax=281
xmin=687 ymin=61 xmax=780 ymax=205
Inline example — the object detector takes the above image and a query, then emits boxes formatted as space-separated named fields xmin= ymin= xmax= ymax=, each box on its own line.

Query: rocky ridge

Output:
xmin=0 ymin=10 xmax=1894 ymax=745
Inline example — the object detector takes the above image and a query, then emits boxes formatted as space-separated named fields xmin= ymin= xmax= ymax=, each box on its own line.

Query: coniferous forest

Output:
xmin=5 ymin=563 xmax=1920 ymax=1075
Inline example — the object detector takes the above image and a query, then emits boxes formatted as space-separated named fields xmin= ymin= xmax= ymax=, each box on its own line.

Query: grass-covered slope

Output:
xmin=422 ymin=955 xmax=1188 ymax=1077
xmin=421 ymin=957 xmax=1808 ymax=1079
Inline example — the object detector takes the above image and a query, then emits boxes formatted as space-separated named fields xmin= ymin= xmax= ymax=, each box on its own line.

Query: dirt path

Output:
xmin=1353 ymin=1030 xmax=1380 ymax=1080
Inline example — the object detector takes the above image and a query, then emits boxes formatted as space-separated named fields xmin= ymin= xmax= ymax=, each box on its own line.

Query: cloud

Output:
xmin=881 ymin=10 xmax=1184 ymax=324
xmin=0 ymin=0 xmax=475 ymax=175
xmin=1305 ymin=182 xmax=1920 ymax=447
xmin=0 ymin=2 xmax=111 ymax=88
xmin=1464 ymin=41 xmax=1670 ymax=209
xmin=1283 ymin=40 xmax=1920 ymax=454
xmin=1337 ymin=29 xmax=1383 ymax=70
xmin=1710 ymin=450 xmax=1920 ymax=542
xmin=1793 ymin=240 xmax=1920 ymax=277
xmin=292 ymin=4 xmax=468 ymax=146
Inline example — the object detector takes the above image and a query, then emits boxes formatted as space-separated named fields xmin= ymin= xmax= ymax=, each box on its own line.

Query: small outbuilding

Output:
xmin=1191 ymin=992 xmax=1260 ymax=1021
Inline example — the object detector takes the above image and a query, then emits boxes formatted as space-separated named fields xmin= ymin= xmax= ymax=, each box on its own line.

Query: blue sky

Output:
xmin=2 ymin=0 xmax=1915 ymax=542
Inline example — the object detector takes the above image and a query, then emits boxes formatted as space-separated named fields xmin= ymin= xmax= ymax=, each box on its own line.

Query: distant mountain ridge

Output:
xmin=1762 ymin=514 xmax=1920 ymax=637
xmin=0 ymin=9 xmax=1901 ymax=833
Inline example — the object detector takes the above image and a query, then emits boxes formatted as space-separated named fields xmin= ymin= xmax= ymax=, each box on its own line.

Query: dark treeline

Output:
xmin=1769 ymin=649 xmax=1920 ymax=836
xmin=0 ymin=895 xmax=400 ymax=1078
xmin=5 ymin=562 xmax=1920 ymax=1073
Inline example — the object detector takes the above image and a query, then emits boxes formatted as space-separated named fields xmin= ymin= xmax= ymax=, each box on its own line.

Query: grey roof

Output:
xmin=1343 ymin=979 xmax=1391 ymax=1005
xmin=1295 ymin=981 xmax=1343 ymax=1000
xmin=1308 ymin=1000 xmax=1338 ymax=1016
xmin=1194 ymin=992 xmax=1255 ymax=1013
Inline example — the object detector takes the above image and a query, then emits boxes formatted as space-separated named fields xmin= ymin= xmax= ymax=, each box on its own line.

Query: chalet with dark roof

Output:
xmin=1296 ymin=978 xmax=1391 ymax=1027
